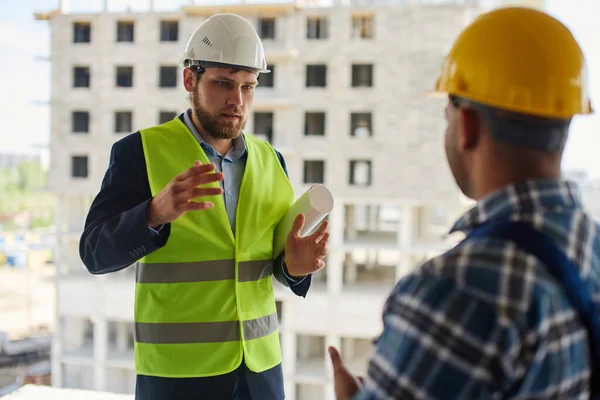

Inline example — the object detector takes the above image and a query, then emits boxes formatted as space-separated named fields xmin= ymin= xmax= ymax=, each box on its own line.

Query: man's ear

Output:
xmin=183 ymin=68 xmax=196 ymax=92
xmin=459 ymin=107 xmax=481 ymax=150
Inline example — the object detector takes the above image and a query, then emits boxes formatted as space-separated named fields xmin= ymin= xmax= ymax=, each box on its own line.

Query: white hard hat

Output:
xmin=181 ymin=13 xmax=269 ymax=74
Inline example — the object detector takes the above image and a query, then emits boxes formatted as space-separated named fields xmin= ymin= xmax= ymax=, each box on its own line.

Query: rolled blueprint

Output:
xmin=273 ymin=184 xmax=334 ymax=258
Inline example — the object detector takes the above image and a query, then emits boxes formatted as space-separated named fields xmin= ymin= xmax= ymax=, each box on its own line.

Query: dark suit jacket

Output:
xmin=79 ymin=128 xmax=311 ymax=399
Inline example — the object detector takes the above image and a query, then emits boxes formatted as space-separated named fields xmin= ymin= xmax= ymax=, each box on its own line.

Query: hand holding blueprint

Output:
xmin=273 ymin=184 xmax=334 ymax=258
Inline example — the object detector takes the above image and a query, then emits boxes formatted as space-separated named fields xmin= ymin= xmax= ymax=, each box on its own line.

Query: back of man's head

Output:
xmin=453 ymin=95 xmax=571 ymax=154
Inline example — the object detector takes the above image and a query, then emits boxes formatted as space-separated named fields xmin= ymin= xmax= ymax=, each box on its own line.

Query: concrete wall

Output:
xmin=47 ymin=3 xmax=477 ymax=397
xmin=48 ymin=5 xmax=469 ymax=205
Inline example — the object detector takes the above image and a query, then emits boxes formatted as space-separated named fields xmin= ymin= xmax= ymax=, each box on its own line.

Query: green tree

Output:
xmin=16 ymin=160 xmax=46 ymax=191
xmin=0 ymin=159 xmax=54 ymax=230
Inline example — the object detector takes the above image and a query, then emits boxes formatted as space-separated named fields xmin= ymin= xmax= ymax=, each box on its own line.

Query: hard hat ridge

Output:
xmin=181 ymin=13 xmax=270 ymax=74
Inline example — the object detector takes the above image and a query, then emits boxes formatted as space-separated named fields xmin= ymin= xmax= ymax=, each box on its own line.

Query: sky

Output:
xmin=1 ymin=0 xmax=599 ymax=176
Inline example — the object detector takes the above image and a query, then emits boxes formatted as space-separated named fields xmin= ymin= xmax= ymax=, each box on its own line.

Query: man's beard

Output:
xmin=192 ymin=90 xmax=246 ymax=140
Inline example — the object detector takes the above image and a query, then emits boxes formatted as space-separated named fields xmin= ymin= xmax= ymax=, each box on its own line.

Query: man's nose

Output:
xmin=226 ymin=88 xmax=243 ymax=106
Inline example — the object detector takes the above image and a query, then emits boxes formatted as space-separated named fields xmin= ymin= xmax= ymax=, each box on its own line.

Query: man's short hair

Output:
xmin=451 ymin=95 xmax=571 ymax=153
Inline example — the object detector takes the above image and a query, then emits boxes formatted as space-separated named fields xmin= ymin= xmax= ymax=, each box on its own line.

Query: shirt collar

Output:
xmin=450 ymin=179 xmax=583 ymax=233
xmin=182 ymin=108 xmax=247 ymax=161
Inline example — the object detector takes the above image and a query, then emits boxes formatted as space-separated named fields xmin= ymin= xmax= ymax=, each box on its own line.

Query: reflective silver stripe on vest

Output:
xmin=134 ymin=312 xmax=279 ymax=344
xmin=136 ymin=260 xmax=273 ymax=283
xmin=243 ymin=312 xmax=278 ymax=341
xmin=136 ymin=260 xmax=235 ymax=283
xmin=135 ymin=320 xmax=239 ymax=344
xmin=238 ymin=260 xmax=273 ymax=282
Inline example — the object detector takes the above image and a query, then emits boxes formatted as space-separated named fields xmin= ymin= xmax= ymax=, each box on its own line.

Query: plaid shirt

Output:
xmin=354 ymin=180 xmax=599 ymax=400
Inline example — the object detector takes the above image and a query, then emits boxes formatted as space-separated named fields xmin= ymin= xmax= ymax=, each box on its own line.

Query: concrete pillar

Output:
xmin=281 ymin=330 xmax=297 ymax=398
xmin=57 ymin=195 xmax=69 ymax=276
xmin=59 ymin=0 xmax=69 ymax=14
xmin=368 ymin=204 xmax=379 ymax=231
xmin=327 ymin=201 xmax=345 ymax=294
xmin=285 ymin=10 xmax=295 ymax=51
xmin=280 ymin=298 xmax=296 ymax=385
xmin=65 ymin=317 xmax=85 ymax=350
xmin=341 ymin=337 xmax=354 ymax=360
xmin=396 ymin=205 xmax=417 ymax=281
xmin=55 ymin=194 xmax=62 ymax=269
xmin=329 ymin=200 xmax=344 ymax=248
xmin=343 ymin=253 xmax=357 ymax=285
xmin=52 ymin=195 xmax=63 ymax=387
xmin=366 ymin=249 xmax=378 ymax=271
xmin=419 ymin=206 xmax=430 ymax=239
xmin=281 ymin=331 xmax=296 ymax=374
xmin=296 ymin=335 xmax=306 ymax=360
xmin=345 ymin=204 xmax=357 ymax=240
xmin=51 ymin=324 xmax=62 ymax=387
xmin=326 ymin=250 xmax=344 ymax=294
xmin=398 ymin=205 xmax=416 ymax=247
xmin=116 ymin=322 xmax=128 ymax=352
xmin=94 ymin=318 xmax=108 ymax=391
xmin=285 ymin=380 xmax=296 ymax=400
xmin=325 ymin=334 xmax=341 ymax=400
xmin=396 ymin=254 xmax=414 ymax=282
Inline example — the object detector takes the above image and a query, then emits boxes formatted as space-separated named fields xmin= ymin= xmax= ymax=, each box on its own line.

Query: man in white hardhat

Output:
xmin=80 ymin=13 xmax=329 ymax=400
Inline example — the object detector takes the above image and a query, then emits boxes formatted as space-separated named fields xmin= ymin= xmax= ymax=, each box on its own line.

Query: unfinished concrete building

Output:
xmin=33 ymin=0 xmax=517 ymax=398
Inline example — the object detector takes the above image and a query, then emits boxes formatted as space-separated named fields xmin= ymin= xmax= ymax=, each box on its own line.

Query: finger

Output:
xmin=181 ymin=162 xmax=214 ymax=179
xmin=177 ymin=200 xmax=214 ymax=212
xmin=328 ymin=346 xmax=344 ymax=372
xmin=187 ymin=187 xmax=224 ymax=200
xmin=191 ymin=171 xmax=225 ymax=187
xmin=309 ymin=220 xmax=329 ymax=241
xmin=174 ymin=172 xmax=224 ymax=194
xmin=316 ymin=232 xmax=329 ymax=245
xmin=289 ymin=214 xmax=305 ymax=238
xmin=313 ymin=259 xmax=325 ymax=271
xmin=318 ymin=232 xmax=329 ymax=246
xmin=176 ymin=163 xmax=217 ymax=182
xmin=315 ymin=243 xmax=328 ymax=260
xmin=175 ymin=186 xmax=222 ymax=205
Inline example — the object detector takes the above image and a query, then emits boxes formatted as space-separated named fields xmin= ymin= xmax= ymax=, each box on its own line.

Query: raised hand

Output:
xmin=146 ymin=160 xmax=224 ymax=228
xmin=284 ymin=214 xmax=329 ymax=278
xmin=328 ymin=346 xmax=363 ymax=400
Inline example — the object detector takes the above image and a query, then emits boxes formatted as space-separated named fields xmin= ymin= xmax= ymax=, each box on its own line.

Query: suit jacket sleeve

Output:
xmin=272 ymin=149 xmax=312 ymax=298
xmin=79 ymin=132 xmax=170 ymax=274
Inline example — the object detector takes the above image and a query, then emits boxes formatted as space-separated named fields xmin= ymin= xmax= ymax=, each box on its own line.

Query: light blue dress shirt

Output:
xmin=182 ymin=109 xmax=304 ymax=284
xmin=183 ymin=109 xmax=246 ymax=233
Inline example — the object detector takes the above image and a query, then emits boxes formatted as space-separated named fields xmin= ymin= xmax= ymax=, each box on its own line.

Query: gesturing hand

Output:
xmin=147 ymin=160 xmax=224 ymax=228
xmin=284 ymin=214 xmax=329 ymax=278
xmin=328 ymin=346 xmax=363 ymax=400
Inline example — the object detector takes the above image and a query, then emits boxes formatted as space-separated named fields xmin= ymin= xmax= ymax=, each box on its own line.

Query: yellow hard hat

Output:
xmin=434 ymin=7 xmax=593 ymax=119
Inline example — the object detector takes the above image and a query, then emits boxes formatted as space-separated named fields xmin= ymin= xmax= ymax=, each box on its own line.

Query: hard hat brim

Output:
xmin=182 ymin=59 xmax=270 ymax=74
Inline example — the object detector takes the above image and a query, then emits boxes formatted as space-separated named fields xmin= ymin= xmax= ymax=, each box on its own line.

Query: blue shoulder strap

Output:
xmin=466 ymin=220 xmax=600 ymax=397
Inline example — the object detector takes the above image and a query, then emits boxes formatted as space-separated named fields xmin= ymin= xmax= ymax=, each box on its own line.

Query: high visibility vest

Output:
xmin=134 ymin=117 xmax=294 ymax=378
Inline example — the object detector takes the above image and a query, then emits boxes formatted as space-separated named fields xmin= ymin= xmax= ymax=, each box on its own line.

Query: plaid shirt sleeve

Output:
xmin=349 ymin=181 xmax=596 ymax=399
xmin=352 ymin=265 xmax=519 ymax=400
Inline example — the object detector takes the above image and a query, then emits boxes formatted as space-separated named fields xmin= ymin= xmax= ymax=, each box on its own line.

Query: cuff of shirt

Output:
xmin=148 ymin=224 xmax=164 ymax=235
xmin=281 ymin=257 xmax=308 ymax=286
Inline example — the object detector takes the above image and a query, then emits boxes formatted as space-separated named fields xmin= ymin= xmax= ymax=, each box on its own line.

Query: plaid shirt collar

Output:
xmin=450 ymin=179 xmax=583 ymax=234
